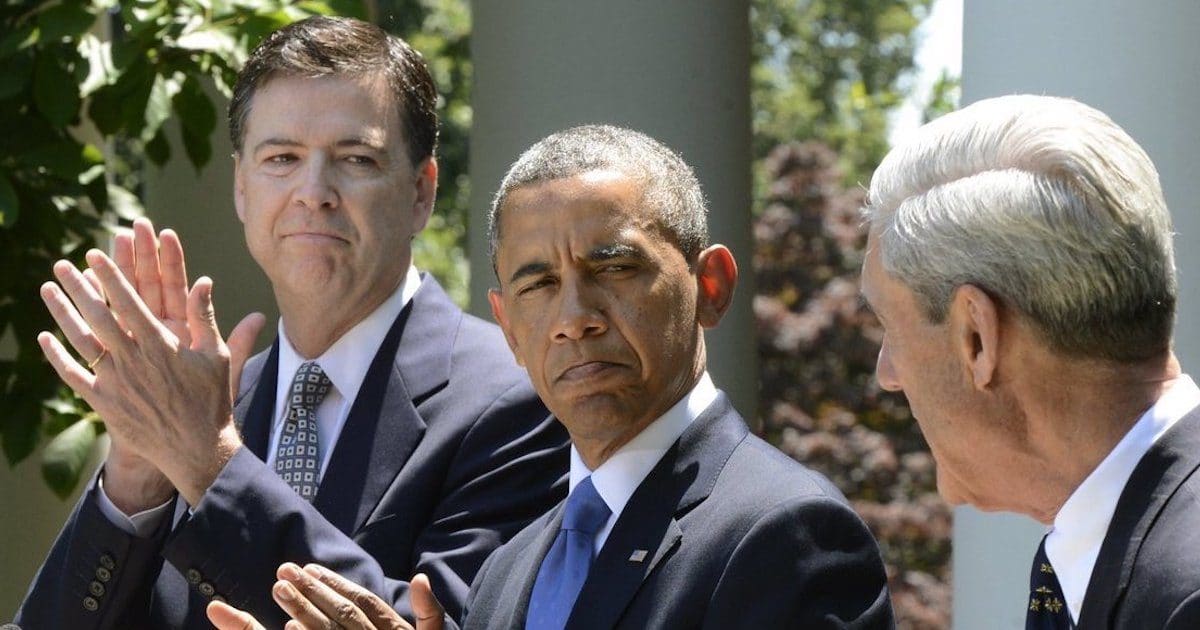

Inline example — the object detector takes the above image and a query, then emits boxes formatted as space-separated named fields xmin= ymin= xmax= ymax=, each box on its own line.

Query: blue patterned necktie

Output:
xmin=1027 ymin=536 xmax=1074 ymax=629
xmin=526 ymin=476 xmax=611 ymax=630
xmin=275 ymin=361 xmax=331 ymax=502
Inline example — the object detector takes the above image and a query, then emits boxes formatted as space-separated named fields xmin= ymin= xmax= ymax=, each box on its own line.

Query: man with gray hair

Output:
xmin=208 ymin=124 xmax=895 ymax=629
xmin=859 ymin=94 xmax=1200 ymax=628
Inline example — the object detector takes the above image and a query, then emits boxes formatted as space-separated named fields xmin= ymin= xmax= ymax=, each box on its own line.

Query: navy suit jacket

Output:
xmin=1076 ymin=404 xmax=1200 ymax=629
xmin=462 ymin=393 xmax=894 ymax=629
xmin=16 ymin=275 xmax=570 ymax=629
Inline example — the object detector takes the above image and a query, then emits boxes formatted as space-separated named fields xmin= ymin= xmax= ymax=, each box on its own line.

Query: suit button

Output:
xmin=89 ymin=580 xmax=105 ymax=597
xmin=96 ymin=566 xmax=112 ymax=582
xmin=198 ymin=582 xmax=216 ymax=597
xmin=82 ymin=596 xmax=99 ymax=611
xmin=99 ymin=554 xmax=116 ymax=570
xmin=185 ymin=568 xmax=202 ymax=585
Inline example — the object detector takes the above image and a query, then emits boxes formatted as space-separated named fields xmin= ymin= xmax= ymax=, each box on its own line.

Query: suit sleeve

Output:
xmin=703 ymin=494 xmax=895 ymax=629
xmin=157 ymin=382 xmax=567 ymax=628
xmin=15 ymin=483 xmax=172 ymax=629
xmin=1166 ymin=589 xmax=1200 ymax=629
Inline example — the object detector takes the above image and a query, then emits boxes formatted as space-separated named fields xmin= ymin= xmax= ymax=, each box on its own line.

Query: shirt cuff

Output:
xmin=96 ymin=471 xmax=176 ymax=537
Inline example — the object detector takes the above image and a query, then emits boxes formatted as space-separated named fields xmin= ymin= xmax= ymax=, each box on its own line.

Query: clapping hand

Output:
xmin=206 ymin=563 xmax=446 ymax=630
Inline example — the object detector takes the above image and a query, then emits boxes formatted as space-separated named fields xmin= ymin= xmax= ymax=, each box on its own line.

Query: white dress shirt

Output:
xmin=97 ymin=266 xmax=421 ymax=536
xmin=1045 ymin=374 xmax=1200 ymax=622
xmin=569 ymin=372 xmax=718 ymax=554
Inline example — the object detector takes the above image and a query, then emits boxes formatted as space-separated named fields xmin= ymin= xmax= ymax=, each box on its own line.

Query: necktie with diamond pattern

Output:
xmin=275 ymin=361 xmax=331 ymax=501
xmin=1026 ymin=536 xmax=1074 ymax=629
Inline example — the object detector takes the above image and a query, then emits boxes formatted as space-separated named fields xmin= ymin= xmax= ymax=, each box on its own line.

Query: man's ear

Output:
xmin=410 ymin=157 xmax=438 ymax=236
xmin=949 ymin=284 xmax=1001 ymax=389
xmin=487 ymin=288 xmax=524 ymax=366
xmin=233 ymin=153 xmax=247 ymax=223
xmin=694 ymin=245 xmax=738 ymax=329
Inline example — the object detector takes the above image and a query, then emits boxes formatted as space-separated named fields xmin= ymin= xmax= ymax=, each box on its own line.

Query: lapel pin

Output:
xmin=629 ymin=549 xmax=648 ymax=563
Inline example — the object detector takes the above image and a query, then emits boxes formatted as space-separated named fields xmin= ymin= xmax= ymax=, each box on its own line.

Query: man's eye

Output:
xmin=518 ymin=278 xmax=553 ymax=295
xmin=345 ymin=155 xmax=377 ymax=166
xmin=265 ymin=154 xmax=297 ymax=165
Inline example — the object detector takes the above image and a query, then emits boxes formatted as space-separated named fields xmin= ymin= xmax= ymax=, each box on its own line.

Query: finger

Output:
xmin=206 ymin=600 xmax=268 ymax=630
xmin=228 ymin=312 xmax=266 ymax=401
xmin=40 ymin=281 xmax=105 ymax=364
xmin=159 ymin=228 xmax=190 ymax=323
xmin=410 ymin=574 xmax=445 ymax=630
xmin=37 ymin=331 xmax=97 ymax=399
xmin=112 ymin=228 xmax=135 ymax=283
xmin=51 ymin=260 xmax=126 ymax=349
xmin=85 ymin=250 xmax=171 ymax=344
xmin=132 ymin=218 xmax=165 ymax=317
xmin=82 ymin=268 xmax=125 ymax=332
xmin=186 ymin=277 xmax=223 ymax=353
xmin=276 ymin=562 xmax=375 ymax=629
xmin=304 ymin=563 xmax=410 ymax=630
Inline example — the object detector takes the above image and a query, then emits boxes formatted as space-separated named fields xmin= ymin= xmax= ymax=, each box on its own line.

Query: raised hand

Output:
xmin=38 ymin=248 xmax=265 ymax=506
xmin=206 ymin=564 xmax=445 ymax=630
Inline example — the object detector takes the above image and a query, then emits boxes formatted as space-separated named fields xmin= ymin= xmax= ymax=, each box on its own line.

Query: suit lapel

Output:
xmin=1078 ymin=406 xmax=1200 ymax=627
xmin=500 ymin=507 xmax=568 ymax=630
xmin=312 ymin=275 xmax=458 ymax=535
xmin=567 ymin=395 xmax=748 ymax=630
xmin=234 ymin=341 xmax=278 ymax=460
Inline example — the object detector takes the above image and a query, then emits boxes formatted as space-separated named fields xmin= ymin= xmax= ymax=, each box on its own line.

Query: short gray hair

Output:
xmin=863 ymin=95 xmax=1176 ymax=363
xmin=488 ymin=125 xmax=709 ymax=273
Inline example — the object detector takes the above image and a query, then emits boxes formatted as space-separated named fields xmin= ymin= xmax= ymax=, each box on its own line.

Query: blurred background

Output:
xmin=4 ymin=1 xmax=1198 ymax=628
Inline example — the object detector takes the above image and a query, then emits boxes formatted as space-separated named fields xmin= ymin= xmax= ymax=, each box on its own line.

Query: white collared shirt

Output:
xmin=568 ymin=372 xmax=719 ymax=554
xmin=1045 ymin=374 xmax=1200 ymax=622
xmin=97 ymin=266 xmax=421 ymax=536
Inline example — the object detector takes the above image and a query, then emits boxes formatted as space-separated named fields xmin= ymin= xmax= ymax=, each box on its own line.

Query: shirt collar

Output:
xmin=1046 ymin=373 xmax=1200 ymax=621
xmin=568 ymin=372 xmax=718 ymax=518
xmin=275 ymin=265 xmax=421 ymax=422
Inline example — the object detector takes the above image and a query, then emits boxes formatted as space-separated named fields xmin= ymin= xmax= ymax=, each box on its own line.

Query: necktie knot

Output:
xmin=562 ymin=476 xmax=611 ymax=535
xmin=290 ymin=361 xmax=332 ymax=411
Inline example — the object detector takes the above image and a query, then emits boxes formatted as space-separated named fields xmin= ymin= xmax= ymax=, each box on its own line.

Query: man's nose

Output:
xmin=552 ymin=281 xmax=607 ymax=341
xmin=875 ymin=340 xmax=903 ymax=392
xmin=294 ymin=156 xmax=338 ymax=210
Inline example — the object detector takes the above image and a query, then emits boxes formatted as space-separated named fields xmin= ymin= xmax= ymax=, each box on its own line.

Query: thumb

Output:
xmin=186 ymin=277 xmax=222 ymax=353
xmin=412 ymin=573 xmax=446 ymax=630
xmin=206 ymin=600 xmax=266 ymax=630
xmin=227 ymin=312 xmax=267 ymax=401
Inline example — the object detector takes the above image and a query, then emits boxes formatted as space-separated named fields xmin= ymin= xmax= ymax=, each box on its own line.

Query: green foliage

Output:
xmin=0 ymin=0 xmax=353 ymax=494
xmin=751 ymin=0 xmax=933 ymax=188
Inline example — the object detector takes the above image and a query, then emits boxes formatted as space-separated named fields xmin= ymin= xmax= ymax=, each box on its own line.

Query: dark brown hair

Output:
xmin=228 ymin=16 xmax=438 ymax=165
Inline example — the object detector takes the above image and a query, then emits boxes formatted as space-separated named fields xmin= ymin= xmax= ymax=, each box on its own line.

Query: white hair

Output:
xmin=863 ymin=95 xmax=1176 ymax=362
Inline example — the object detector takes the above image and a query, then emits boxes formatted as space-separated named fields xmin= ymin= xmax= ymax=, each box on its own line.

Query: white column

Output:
xmin=955 ymin=2 xmax=1200 ymax=627
xmin=467 ymin=0 xmax=756 ymax=418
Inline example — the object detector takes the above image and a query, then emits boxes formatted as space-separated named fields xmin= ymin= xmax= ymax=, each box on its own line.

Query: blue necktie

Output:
xmin=526 ymin=476 xmax=611 ymax=630
xmin=1026 ymin=536 xmax=1074 ymax=629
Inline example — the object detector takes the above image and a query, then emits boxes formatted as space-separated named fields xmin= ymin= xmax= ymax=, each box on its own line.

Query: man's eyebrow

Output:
xmin=251 ymin=137 xmax=386 ymax=154
xmin=508 ymin=261 xmax=551 ymax=285
xmin=251 ymin=138 xmax=302 ymax=154
xmin=588 ymin=243 xmax=646 ymax=262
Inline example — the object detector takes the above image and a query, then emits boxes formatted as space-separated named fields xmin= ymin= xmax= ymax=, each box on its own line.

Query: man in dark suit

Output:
xmin=208 ymin=125 xmax=894 ymax=629
xmin=857 ymin=95 xmax=1200 ymax=628
xmin=18 ymin=16 xmax=567 ymax=629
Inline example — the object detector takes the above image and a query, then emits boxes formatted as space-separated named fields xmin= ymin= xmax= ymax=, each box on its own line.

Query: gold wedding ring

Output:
xmin=86 ymin=348 xmax=108 ymax=370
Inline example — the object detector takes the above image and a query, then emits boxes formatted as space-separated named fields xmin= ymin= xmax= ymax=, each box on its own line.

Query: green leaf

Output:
xmin=145 ymin=128 xmax=171 ymax=165
xmin=0 ymin=173 xmax=18 ymax=227
xmin=174 ymin=75 xmax=217 ymax=139
xmin=0 ymin=24 xmax=39 ymax=59
xmin=41 ymin=417 xmax=99 ymax=498
xmin=33 ymin=53 xmax=81 ymax=126
xmin=108 ymin=184 xmax=145 ymax=221
xmin=0 ymin=53 xmax=34 ymax=100
xmin=140 ymin=73 xmax=180 ymax=143
xmin=37 ymin=3 xmax=98 ymax=43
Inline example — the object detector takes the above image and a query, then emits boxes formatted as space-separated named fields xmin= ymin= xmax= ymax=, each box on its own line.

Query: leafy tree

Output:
xmin=0 ymin=0 xmax=362 ymax=497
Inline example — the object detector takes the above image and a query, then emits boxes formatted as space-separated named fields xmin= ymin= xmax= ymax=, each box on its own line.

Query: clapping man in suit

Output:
xmin=858 ymin=95 xmax=1200 ymax=628
xmin=18 ymin=16 xmax=567 ymax=629
xmin=208 ymin=125 xmax=894 ymax=629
